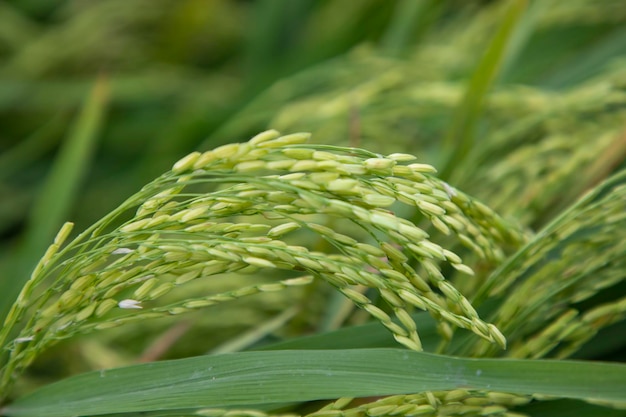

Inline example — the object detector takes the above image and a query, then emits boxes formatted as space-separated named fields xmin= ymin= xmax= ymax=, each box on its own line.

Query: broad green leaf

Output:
xmin=4 ymin=349 xmax=625 ymax=417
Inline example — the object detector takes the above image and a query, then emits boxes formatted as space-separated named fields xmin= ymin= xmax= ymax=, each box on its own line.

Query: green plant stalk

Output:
xmin=0 ymin=76 xmax=108 ymax=323
xmin=440 ymin=0 xmax=527 ymax=180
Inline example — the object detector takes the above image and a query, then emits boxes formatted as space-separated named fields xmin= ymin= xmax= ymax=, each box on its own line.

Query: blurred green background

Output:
xmin=1 ymin=0 xmax=626 ymax=364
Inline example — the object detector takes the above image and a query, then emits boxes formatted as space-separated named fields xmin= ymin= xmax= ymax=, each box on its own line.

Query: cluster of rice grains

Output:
xmin=465 ymin=171 xmax=626 ymax=360
xmin=163 ymin=130 xmax=525 ymax=348
xmin=0 ymin=130 xmax=526 ymax=393
xmin=194 ymin=391 xmax=530 ymax=417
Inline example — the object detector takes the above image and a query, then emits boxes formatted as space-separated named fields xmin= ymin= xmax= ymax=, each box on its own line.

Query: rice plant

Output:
xmin=0 ymin=1 xmax=625 ymax=417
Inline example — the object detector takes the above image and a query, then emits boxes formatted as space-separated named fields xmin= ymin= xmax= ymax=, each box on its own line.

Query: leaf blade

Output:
xmin=441 ymin=0 xmax=528 ymax=180
xmin=4 ymin=349 xmax=625 ymax=417
xmin=0 ymin=75 xmax=109 ymax=322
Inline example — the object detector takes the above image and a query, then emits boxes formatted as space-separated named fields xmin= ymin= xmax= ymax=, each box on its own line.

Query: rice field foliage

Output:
xmin=0 ymin=1 xmax=625 ymax=417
